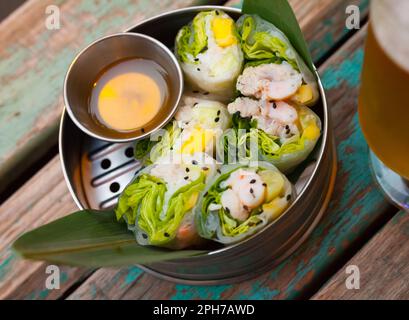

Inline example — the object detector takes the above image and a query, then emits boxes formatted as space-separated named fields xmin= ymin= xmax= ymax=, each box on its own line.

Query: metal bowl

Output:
xmin=64 ymin=32 xmax=183 ymax=142
xmin=59 ymin=6 xmax=337 ymax=284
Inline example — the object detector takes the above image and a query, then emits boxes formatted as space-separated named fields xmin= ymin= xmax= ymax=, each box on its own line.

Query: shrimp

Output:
xmin=237 ymin=62 xmax=302 ymax=100
xmin=256 ymin=101 xmax=300 ymax=138
xmin=220 ymin=169 xmax=266 ymax=221
xmin=227 ymin=97 xmax=260 ymax=118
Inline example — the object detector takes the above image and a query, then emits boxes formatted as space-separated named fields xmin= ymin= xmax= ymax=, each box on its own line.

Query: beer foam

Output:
xmin=372 ymin=0 xmax=409 ymax=72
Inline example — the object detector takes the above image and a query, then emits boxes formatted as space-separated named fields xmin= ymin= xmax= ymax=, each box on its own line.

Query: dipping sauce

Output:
xmin=89 ymin=58 xmax=169 ymax=132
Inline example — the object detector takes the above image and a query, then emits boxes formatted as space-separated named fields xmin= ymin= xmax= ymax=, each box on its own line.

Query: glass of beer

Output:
xmin=358 ymin=0 xmax=409 ymax=210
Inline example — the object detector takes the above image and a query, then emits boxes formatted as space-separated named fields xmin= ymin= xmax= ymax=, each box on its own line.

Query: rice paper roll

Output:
xmin=236 ymin=14 xmax=319 ymax=106
xmin=134 ymin=96 xmax=232 ymax=165
xmin=221 ymin=99 xmax=321 ymax=173
xmin=175 ymin=10 xmax=244 ymax=100
xmin=115 ymin=152 xmax=218 ymax=249
xmin=195 ymin=162 xmax=294 ymax=244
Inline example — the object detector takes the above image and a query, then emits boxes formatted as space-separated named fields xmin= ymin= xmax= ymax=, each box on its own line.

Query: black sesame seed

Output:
xmin=202 ymin=167 xmax=209 ymax=171
xmin=217 ymin=110 xmax=221 ymax=116
xmin=164 ymin=232 xmax=170 ymax=237
xmin=203 ymin=92 xmax=209 ymax=95
xmin=170 ymin=147 xmax=173 ymax=150
xmin=141 ymin=128 xmax=145 ymax=133
xmin=193 ymin=102 xmax=198 ymax=106
xmin=243 ymin=205 xmax=249 ymax=211
xmin=286 ymin=129 xmax=291 ymax=134
xmin=192 ymin=160 xmax=198 ymax=165
xmin=197 ymin=68 xmax=201 ymax=71
xmin=250 ymin=179 xmax=256 ymax=184
xmin=185 ymin=167 xmax=190 ymax=172
xmin=262 ymin=183 xmax=267 ymax=187
xmin=200 ymin=46 xmax=208 ymax=53
xmin=286 ymin=194 xmax=291 ymax=201
xmin=184 ymin=176 xmax=189 ymax=180
xmin=214 ymin=117 xmax=220 ymax=123
xmin=193 ymin=90 xmax=199 ymax=94
xmin=272 ymin=102 xmax=277 ymax=109
xmin=250 ymin=188 xmax=254 ymax=193
xmin=216 ymin=10 xmax=220 ymax=15
xmin=225 ymin=207 xmax=230 ymax=213
xmin=285 ymin=125 xmax=290 ymax=130
xmin=217 ymin=169 xmax=221 ymax=174
xmin=142 ymin=234 xmax=148 ymax=239
xmin=194 ymin=58 xmax=199 ymax=62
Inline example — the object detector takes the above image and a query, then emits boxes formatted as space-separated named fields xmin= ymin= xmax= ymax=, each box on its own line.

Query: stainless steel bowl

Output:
xmin=63 ymin=32 xmax=183 ymax=142
xmin=59 ymin=6 xmax=337 ymax=284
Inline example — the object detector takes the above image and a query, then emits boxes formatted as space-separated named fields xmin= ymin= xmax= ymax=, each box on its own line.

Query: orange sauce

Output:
xmin=89 ymin=58 xmax=169 ymax=132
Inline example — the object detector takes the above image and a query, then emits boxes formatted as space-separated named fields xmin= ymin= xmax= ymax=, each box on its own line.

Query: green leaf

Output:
xmin=242 ymin=0 xmax=315 ymax=73
xmin=12 ymin=210 xmax=206 ymax=267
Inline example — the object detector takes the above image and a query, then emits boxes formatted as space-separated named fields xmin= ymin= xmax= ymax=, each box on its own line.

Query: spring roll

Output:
xmin=195 ymin=162 xmax=293 ymax=244
xmin=236 ymin=14 xmax=319 ymax=105
xmin=175 ymin=10 xmax=244 ymax=99
xmin=134 ymin=96 xmax=232 ymax=165
xmin=116 ymin=152 xmax=219 ymax=249
xmin=221 ymin=98 xmax=321 ymax=173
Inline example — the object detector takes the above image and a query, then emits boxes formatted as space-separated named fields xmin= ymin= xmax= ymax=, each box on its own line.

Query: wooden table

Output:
xmin=0 ymin=0 xmax=406 ymax=300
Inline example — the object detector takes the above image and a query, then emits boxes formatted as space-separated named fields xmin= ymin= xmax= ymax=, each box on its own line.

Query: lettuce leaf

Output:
xmin=115 ymin=174 xmax=166 ymax=225
xmin=116 ymin=171 xmax=206 ymax=247
xmin=134 ymin=122 xmax=182 ymax=165
xmin=175 ymin=11 xmax=209 ymax=63
xmin=237 ymin=15 xmax=298 ymax=70
xmin=220 ymin=106 xmax=321 ymax=173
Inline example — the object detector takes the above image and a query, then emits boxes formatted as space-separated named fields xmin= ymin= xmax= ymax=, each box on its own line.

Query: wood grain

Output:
xmin=0 ymin=0 xmax=368 ymax=195
xmin=313 ymin=210 xmax=409 ymax=300
xmin=0 ymin=156 xmax=88 ymax=299
xmin=1 ymin=1 xmax=379 ymax=300
xmin=66 ymin=25 xmax=395 ymax=300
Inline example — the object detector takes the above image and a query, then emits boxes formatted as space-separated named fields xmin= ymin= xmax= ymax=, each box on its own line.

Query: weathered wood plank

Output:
xmin=313 ymin=210 xmax=409 ymax=300
xmin=0 ymin=156 xmax=87 ymax=299
xmin=68 ymin=24 xmax=395 ymax=300
xmin=0 ymin=0 xmax=223 ymax=194
xmin=0 ymin=0 xmax=368 ymax=195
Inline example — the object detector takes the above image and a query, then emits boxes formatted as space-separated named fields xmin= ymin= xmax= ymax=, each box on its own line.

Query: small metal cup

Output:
xmin=63 ymin=32 xmax=183 ymax=142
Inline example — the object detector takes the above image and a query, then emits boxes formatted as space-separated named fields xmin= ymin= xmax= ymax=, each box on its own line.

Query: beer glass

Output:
xmin=358 ymin=0 xmax=409 ymax=210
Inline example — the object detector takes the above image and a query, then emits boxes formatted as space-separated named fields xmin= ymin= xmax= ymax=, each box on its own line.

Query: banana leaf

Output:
xmin=12 ymin=210 xmax=206 ymax=267
xmin=242 ymin=0 xmax=315 ymax=73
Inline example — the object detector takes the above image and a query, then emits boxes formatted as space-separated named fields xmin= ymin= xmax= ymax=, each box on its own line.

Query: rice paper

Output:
xmin=219 ymin=103 xmax=321 ymax=174
xmin=195 ymin=162 xmax=293 ymax=244
xmin=115 ymin=152 xmax=218 ymax=249
xmin=134 ymin=96 xmax=232 ymax=165
xmin=236 ymin=14 xmax=319 ymax=105
xmin=175 ymin=10 xmax=244 ymax=100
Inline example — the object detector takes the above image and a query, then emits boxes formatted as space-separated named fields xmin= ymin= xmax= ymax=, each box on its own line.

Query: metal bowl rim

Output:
xmin=59 ymin=5 xmax=330 ymax=257
xmin=63 ymin=32 xmax=184 ymax=143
